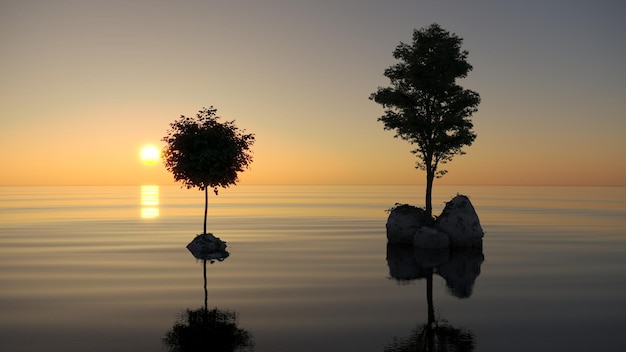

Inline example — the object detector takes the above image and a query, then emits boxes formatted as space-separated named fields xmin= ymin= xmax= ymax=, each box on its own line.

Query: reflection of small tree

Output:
xmin=163 ymin=307 xmax=254 ymax=352
xmin=370 ymin=23 xmax=480 ymax=220
xmin=163 ymin=251 xmax=253 ymax=352
xmin=162 ymin=107 xmax=255 ymax=234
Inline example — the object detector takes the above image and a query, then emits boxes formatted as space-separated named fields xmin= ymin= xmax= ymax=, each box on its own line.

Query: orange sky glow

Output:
xmin=1 ymin=1 xmax=625 ymax=187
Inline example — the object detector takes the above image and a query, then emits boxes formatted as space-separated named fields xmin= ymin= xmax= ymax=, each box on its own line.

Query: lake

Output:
xmin=1 ymin=185 xmax=625 ymax=351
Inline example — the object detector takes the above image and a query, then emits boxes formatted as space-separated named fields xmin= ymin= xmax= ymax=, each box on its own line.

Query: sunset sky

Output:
xmin=1 ymin=0 xmax=625 ymax=186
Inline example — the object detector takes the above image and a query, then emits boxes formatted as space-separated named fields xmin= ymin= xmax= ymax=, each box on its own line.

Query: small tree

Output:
xmin=162 ymin=107 xmax=255 ymax=234
xmin=370 ymin=23 xmax=480 ymax=221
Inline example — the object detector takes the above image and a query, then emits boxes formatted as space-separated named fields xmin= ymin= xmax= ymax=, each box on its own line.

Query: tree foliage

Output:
xmin=162 ymin=107 xmax=255 ymax=194
xmin=370 ymin=23 xmax=480 ymax=219
xmin=162 ymin=107 xmax=255 ymax=234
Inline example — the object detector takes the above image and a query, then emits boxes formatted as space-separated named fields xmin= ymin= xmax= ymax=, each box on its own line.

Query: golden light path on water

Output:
xmin=140 ymin=185 xmax=159 ymax=219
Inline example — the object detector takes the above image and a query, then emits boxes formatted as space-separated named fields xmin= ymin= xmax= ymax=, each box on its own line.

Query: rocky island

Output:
xmin=386 ymin=195 xmax=484 ymax=249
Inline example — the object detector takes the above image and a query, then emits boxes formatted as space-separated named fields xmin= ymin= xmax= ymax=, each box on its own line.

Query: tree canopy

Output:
xmin=162 ymin=107 xmax=255 ymax=192
xmin=370 ymin=23 xmax=480 ymax=220
xmin=162 ymin=107 xmax=255 ymax=234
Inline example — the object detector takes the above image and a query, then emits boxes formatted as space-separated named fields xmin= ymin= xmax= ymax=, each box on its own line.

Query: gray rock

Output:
xmin=413 ymin=247 xmax=450 ymax=268
xmin=186 ymin=233 xmax=229 ymax=261
xmin=386 ymin=204 xmax=428 ymax=244
xmin=413 ymin=226 xmax=450 ymax=249
xmin=435 ymin=195 xmax=484 ymax=248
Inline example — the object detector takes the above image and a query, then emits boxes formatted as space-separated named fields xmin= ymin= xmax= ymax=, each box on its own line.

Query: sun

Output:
xmin=140 ymin=145 xmax=160 ymax=165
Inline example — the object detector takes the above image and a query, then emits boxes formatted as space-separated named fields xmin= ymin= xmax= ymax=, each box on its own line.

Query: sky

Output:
xmin=1 ymin=0 xmax=625 ymax=186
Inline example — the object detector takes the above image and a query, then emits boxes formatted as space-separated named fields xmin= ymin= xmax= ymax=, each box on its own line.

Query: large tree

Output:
xmin=370 ymin=23 xmax=480 ymax=221
xmin=162 ymin=107 xmax=255 ymax=235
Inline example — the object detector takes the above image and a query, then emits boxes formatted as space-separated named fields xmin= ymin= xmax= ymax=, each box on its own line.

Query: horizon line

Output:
xmin=1 ymin=183 xmax=624 ymax=188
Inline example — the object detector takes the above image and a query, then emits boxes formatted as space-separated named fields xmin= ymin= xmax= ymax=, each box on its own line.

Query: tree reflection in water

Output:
xmin=385 ymin=321 xmax=475 ymax=352
xmin=163 ymin=305 xmax=253 ymax=352
xmin=385 ymin=244 xmax=484 ymax=352
xmin=163 ymin=247 xmax=254 ymax=352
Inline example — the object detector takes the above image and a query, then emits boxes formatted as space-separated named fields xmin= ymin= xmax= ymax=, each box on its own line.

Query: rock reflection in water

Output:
xmin=385 ymin=244 xmax=484 ymax=352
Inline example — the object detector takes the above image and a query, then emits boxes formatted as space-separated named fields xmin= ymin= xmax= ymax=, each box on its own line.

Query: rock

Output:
xmin=413 ymin=226 xmax=450 ymax=249
xmin=186 ymin=233 xmax=230 ymax=261
xmin=435 ymin=195 xmax=484 ymax=248
xmin=413 ymin=247 xmax=450 ymax=268
xmin=386 ymin=204 xmax=428 ymax=244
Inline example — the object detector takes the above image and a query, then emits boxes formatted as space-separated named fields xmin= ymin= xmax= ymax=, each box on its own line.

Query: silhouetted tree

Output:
xmin=162 ymin=107 xmax=255 ymax=234
xmin=371 ymin=24 xmax=480 ymax=220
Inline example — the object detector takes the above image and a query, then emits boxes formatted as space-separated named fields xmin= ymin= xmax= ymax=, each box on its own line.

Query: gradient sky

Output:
xmin=2 ymin=0 xmax=625 ymax=186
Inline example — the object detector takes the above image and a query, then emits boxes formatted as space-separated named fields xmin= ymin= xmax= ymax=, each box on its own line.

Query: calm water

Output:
xmin=0 ymin=185 xmax=625 ymax=351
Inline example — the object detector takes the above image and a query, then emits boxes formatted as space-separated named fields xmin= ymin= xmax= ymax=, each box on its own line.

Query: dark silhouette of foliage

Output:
xmin=162 ymin=107 xmax=255 ymax=234
xmin=371 ymin=24 xmax=480 ymax=220
xmin=163 ymin=307 xmax=254 ymax=352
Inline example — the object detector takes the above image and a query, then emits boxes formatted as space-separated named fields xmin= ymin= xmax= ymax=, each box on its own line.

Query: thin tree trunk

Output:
xmin=203 ymin=187 xmax=208 ymax=235
xmin=425 ymin=170 xmax=435 ymax=222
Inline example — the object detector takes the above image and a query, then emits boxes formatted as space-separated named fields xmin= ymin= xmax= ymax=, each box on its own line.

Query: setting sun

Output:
xmin=140 ymin=145 xmax=160 ymax=165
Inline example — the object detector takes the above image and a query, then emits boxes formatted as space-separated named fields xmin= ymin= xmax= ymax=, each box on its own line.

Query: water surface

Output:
xmin=1 ymin=185 xmax=625 ymax=351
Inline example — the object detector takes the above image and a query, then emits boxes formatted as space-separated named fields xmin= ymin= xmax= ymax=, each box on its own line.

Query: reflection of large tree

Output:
xmin=385 ymin=321 xmax=475 ymax=352
xmin=385 ymin=245 xmax=483 ymax=352
xmin=163 ymin=252 xmax=254 ymax=352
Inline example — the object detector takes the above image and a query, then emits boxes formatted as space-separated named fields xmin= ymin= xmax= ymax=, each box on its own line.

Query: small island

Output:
xmin=371 ymin=25 xmax=484 ymax=249
xmin=386 ymin=195 xmax=484 ymax=249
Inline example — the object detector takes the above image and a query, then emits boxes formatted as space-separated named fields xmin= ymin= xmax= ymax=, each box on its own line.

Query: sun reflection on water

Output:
xmin=140 ymin=185 xmax=159 ymax=218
